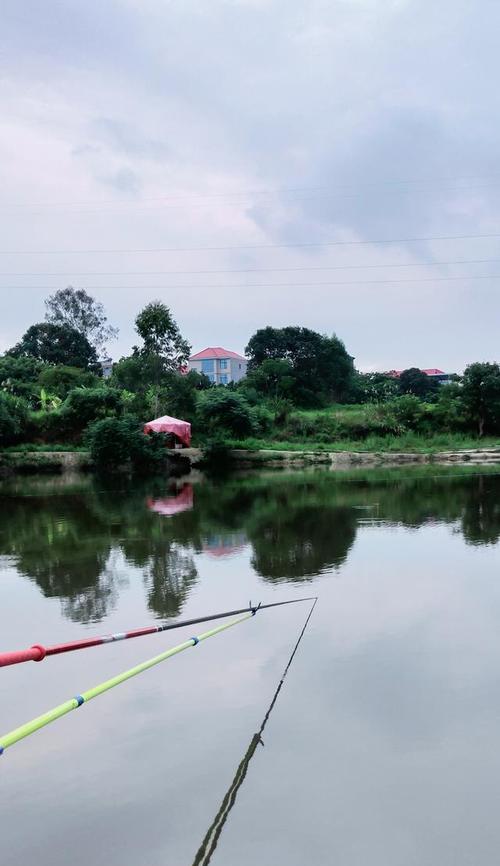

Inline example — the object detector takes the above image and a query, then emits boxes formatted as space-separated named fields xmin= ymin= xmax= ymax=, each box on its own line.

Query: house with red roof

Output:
xmin=386 ymin=368 xmax=453 ymax=384
xmin=188 ymin=347 xmax=248 ymax=385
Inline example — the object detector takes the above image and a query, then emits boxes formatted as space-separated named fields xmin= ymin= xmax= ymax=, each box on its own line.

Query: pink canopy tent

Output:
xmin=143 ymin=414 xmax=191 ymax=447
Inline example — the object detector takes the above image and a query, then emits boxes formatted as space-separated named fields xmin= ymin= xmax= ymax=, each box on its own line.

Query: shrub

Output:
xmin=85 ymin=417 xmax=169 ymax=472
xmin=375 ymin=395 xmax=424 ymax=433
xmin=197 ymin=390 xmax=257 ymax=438
xmin=38 ymin=365 xmax=99 ymax=399
xmin=0 ymin=393 xmax=29 ymax=445
xmin=61 ymin=387 xmax=125 ymax=436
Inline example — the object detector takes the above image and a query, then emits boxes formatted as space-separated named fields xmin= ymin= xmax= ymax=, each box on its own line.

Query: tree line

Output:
xmin=1 ymin=287 xmax=500 ymax=467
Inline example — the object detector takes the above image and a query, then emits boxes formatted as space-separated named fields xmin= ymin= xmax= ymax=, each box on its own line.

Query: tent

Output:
xmin=143 ymin=414 xmax=191 ymax=447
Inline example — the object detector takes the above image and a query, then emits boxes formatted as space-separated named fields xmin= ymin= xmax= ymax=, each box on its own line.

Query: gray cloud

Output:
xmin=1 ymin=0 xmax=499 ymax=371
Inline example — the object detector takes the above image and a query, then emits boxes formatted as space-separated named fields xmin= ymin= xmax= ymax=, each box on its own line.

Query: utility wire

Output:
xmin=3 ymin=274 xmax=500 ymax=290
xmin=1 ymin=232 xmax=500 ymax=255
xmin=4 ymin=173 xmax=500 ymax=210
xmin=1 ymin=257 xmax=500 ymax=277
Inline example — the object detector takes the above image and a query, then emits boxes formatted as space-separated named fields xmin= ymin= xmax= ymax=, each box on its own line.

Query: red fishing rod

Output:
xmin=0 ymin=597 xmax=316 ymax=668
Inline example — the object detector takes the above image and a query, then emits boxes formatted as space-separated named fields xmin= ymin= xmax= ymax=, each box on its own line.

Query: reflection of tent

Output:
xmin=143 ymin=415 xmax=191 ymax=447
xmin=147 ymin=485 xmax=194 ymax=516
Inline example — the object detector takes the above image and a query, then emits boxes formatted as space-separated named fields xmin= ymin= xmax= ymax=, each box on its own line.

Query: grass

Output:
xmin=1 ymin=443 xmax=87 ymax=453
xmin=227 ymin=432 xmax=500 ymax=454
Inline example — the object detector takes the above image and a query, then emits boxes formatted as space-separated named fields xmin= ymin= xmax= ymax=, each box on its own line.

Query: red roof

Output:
xmin=387 ymin=368 xmax=445 ymax=378
xmin=190 ymin=347 xmax=246 ymax=361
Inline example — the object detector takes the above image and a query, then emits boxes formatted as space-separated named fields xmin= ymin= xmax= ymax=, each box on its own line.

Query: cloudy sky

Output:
xmin=1 ymin=0 xmax=499 ymax=372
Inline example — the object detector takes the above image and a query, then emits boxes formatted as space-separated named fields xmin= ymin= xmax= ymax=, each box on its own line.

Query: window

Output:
xmin=202 ymin=359 xmax=214 ymax=373
xmin=208 ymin=373 xmax=215 ymax=383
xmin=239 ymin=363 xmax=242 ymax=369
xmin=219 ymin=358 xmax=228 ymax=370
xmin=220 ymin=374 xmax=228 ymax=385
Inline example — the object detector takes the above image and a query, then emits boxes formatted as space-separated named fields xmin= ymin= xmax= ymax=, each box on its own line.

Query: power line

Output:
xmin=3 ymin=274 xmax=500 ymax=290
xmin=2 ymin=232 xmax=500 ymax=255
xmin=4 ymin=173 xmax=500 ymax=210
xmin=0 ymin=257 xmax=498 ymax=277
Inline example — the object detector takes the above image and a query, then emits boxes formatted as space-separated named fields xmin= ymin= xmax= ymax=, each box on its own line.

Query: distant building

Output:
xmin=188 ymin=347 xmax=247 ymax=384
xmin=101 ymin=357 xmax=113 ymax=379
xmin=386 ymin=368 xmax=453 ymax=385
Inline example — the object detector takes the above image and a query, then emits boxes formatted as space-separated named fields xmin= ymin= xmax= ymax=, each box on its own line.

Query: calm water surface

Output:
xmin=1 ymin=467 xmax=500 ymax=866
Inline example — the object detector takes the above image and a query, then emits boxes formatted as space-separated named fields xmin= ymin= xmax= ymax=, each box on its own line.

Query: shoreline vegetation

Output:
xmin=2 ymin=291 xmax=500 ymax=475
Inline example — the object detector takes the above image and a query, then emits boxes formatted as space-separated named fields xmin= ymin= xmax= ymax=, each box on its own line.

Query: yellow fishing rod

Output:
xmin=0 ymin=596 xmax=317 ymax=756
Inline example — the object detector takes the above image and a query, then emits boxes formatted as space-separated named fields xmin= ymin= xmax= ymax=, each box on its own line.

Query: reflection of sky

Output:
xmin=1 ymin=489 xmax=500 ymax=865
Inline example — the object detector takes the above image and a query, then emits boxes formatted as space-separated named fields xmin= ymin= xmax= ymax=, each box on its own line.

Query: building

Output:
xmin=386 ymin=368 xmax=453 ymax=385
xmin=188 ymin=347 xmax=248 ymax=384
xmin=100 ymin=357 xmax=113 ymax=379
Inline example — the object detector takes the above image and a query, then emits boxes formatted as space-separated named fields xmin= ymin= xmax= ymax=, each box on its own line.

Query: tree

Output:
xmin=45 ymin=287 xmax=118 ymax=355
xmin=0 ymin=392 xmax=29 ymax=446
xmin=38 ymin=364 xmax=99 ymax=399
xmin=245 ymin=358 xmax=296 ymax=400
xmin=461 ymin=362 xmax=500 ymax=436
xmin=349 ymin=371 xmax=400 ymax=403
xmin=245 ymin=326 xmax=354 ymax=405
xmin=398 ymin=367 xmax=438 ymax=399
xmin=0 ymin=354 xmax=42 ymax=403
xmin=135 ymin=302 xmax=191 ymax=375
xmin=197 ymin=390 xmax=257 ymax=438
xmin=9 ymin=323 xmax=100 ymax=371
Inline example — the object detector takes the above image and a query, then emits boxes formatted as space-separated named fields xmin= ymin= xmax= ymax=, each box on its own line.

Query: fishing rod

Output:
xmin=0 ymin=596 xmax=317 ymax=756
xmin=0 ymin=596 xmax=316 ymax=669
xmin=191 ymin=597 xmax=318 ymax=865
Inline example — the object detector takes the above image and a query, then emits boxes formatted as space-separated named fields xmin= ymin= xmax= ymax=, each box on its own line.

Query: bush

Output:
xmin=197 ymin=390 xmax=258 ymax=438
xmin=85 ymin=417 xmax=169 ymax=473
xmin=0 ymin=393 xmax=29 ymax=445
xmin=38 ymin=365 xmax=99 ymax=399
xmin=376 ymin=395 xmax=424 ymax=433
xmin=61 ymin=387 xmax=125 ymax=436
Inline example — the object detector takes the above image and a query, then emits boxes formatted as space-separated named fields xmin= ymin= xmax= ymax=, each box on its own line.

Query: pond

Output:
xmin=1 ymin=466 xmax=500 ymax=866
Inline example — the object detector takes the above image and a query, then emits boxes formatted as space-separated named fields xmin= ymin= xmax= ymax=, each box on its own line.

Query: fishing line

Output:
xmin=190 ymin=597 xmax=318 ymax=865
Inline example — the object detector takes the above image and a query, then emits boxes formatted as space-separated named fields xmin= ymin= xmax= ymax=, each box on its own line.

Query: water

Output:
xmin=1 ymin=467 xmax=500 ymax=866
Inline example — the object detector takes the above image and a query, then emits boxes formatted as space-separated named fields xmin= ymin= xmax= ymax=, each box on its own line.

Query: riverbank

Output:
xmin=2 ymin=444 xmax=500 ymax=475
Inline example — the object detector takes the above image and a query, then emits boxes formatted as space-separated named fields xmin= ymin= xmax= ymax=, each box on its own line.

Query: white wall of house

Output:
xmin=188 ymin=355 xmax=247 ymax=384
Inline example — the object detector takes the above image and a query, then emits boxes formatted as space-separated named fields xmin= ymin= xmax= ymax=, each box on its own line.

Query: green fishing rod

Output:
xmin=0 ymin=596 xmax=317 ymax=756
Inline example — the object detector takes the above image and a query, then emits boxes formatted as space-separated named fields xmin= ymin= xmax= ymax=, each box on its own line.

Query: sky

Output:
xmin=1 ymin=0 xmax=499 ymax=373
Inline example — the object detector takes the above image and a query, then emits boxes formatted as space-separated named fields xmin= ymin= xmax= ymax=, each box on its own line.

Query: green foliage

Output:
xmin=349 ymin=371 xmax=400 ymax=403
xmin=45 ymin=287 xmax=118 ymax=354
xmin=110 ymin=354 xmax=147 ymax=392
xmin=461 ymin=362 xmax=500 ymax=435
xmin=432 ymin=384 xmax=467 ymax=432
xmin=9 ymin=323 xmax=100 ymax=371
xmin=245 ymin=358 xmax=296 ymax=400
xmin=0 ymin=355 xmax=42 ymax=404
xmin=37 ymin=388 xmax=62 ymax=411
xmin=197 ymin=389 xmax=258 ymax=438
xmin=38 ymin=365 xmax=99 ymax=398
xmin=135 ymin=302 xmax=191 ymax=378
xmin=0 ymin=392 xmax=29 ymax=445
xmin=245 ymin=325 xmax=354 ymax=405
xmin=85 ymin=416 xmax=169 ymax=473
xmin=383 ymin=395 xmax=425 ymax=430
xmin=398 ymin=367 xmax=438 ymax=399
xmin=60 ymin=387 xmax=126 ymax=437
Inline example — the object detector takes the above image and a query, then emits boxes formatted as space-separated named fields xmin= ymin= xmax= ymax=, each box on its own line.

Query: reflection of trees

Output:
xmin=0 ymin=495 xmax=121 ymax=623
xmin=461 ymin=476 xmax=500 ymax=545
xmin=249 ymin=504 xmax=357 ymax=580
xmin=145 ymin=545 xmax=197 ymax=618
xmin=2 ymin=469 xmax=500 ymax=624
